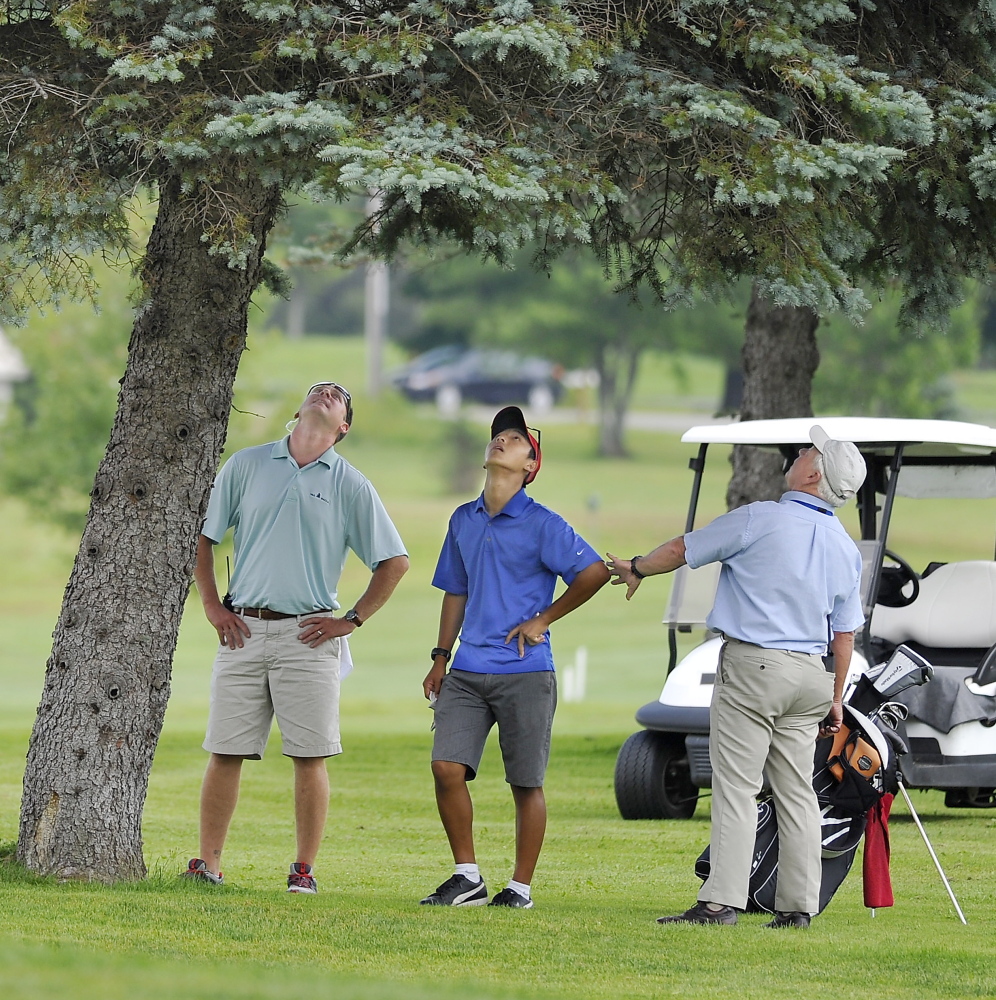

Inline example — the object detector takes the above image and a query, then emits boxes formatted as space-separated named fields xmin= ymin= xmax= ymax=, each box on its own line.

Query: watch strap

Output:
xmin=431 ymin=647 xmax=452 ymax=663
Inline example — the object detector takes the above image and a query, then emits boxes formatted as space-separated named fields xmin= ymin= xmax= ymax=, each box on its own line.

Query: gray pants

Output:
xmin=698 ymin=638 xmax=834 ymax=914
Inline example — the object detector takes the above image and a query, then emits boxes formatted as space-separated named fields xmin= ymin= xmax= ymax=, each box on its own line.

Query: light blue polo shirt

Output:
xmin=432 ymin=489 xmax=602 ymax=674
xmin=683 ymin=490 xmax=864 ymax=655
xmin=203 ymin=437 xmax=407 ymax=614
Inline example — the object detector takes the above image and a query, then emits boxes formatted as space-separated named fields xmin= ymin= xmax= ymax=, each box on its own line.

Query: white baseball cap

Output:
xmin=810 ymin=425 xmax=867 ymax=502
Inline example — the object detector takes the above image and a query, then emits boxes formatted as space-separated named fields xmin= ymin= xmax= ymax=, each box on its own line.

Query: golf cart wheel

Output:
xmin=944 ymin=787 xmax=996 ymax=808
xmin=614 ymin=730 xmax=699 ymax=820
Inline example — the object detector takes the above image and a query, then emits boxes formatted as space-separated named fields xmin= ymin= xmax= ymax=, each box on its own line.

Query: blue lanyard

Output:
xmin=788 ymin=498 xmax=833 ymax=516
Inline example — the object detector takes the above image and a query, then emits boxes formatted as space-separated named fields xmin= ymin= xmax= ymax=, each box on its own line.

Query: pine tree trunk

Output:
xmin=16 ymin=172 xmax=281 ymax=880
xmin=726 ymin=284 xmax=820 ymax=509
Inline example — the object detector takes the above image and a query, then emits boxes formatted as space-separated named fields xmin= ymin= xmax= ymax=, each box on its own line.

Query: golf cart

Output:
xmin=615 ymin=417 xmax=996 ymax=819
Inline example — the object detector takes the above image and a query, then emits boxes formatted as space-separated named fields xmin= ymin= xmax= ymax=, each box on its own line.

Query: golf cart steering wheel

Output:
xmin=877 ymin=549 xmax=920 ymax=608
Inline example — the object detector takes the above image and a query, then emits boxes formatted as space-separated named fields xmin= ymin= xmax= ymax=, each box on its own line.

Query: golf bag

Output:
xmin=694 ymin=737 xmax=870 ymax=914
xmin=694 ymin=645 xmax=928 ymax=914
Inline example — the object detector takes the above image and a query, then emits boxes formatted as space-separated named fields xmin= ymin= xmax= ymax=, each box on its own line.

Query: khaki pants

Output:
xmin=698 ymin=638 xmax=834 ymax=914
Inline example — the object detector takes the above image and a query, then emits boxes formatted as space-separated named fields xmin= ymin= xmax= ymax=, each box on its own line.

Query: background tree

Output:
xmin=561 ymin=3 xmax=996 ymax=505
xmin=815 ymin=285 xmax=982 ymax=417
xmin=0 ymin=261 xmax=131 ymax=532
xmin=404 ymin=247 xmax=688 ymax=455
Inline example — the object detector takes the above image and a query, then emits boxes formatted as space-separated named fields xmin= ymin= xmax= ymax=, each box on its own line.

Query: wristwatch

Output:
xmin=431 ymin=647 xmax=452 ymax=663
xmin=344 ymin=608 xmax=364 ymax=627
xmin=630 ymin=555 xmax=646 ymax=580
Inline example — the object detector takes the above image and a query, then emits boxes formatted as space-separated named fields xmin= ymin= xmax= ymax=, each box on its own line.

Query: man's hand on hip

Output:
xmin=298 ymin=614 xmax=355 ymax=648
xmin=206 ymin=604 xmax=252 ymax=649
xmin=505 ymin=614 xmax=549 ymax=658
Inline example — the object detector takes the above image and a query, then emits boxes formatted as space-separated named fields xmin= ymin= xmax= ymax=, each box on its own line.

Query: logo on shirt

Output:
xmin=310 ymin=491 xmax=330 ymax=504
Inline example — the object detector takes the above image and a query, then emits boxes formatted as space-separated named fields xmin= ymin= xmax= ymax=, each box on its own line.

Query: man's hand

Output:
xmin=819 ymin=700 xmax=844 ymax=739
xmin=205 ymin=604 xmax=252 ymax=649
xmin=505 ymin=614 xmax=549 ymax=658
xmin=423 ymin=659 xmax=447 ymax=700
xmin=605 ymin=552 xmax=642 ymax=601
xmin=298 ymin=614 xmax=355 ymax=648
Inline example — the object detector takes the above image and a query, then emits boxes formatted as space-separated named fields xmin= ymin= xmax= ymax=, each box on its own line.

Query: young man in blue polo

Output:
xmin=420 ymin=406 xmax=609 ymax=908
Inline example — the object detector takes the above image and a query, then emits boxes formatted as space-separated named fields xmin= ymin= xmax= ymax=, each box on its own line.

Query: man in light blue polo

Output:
xmin=420 ymin=406 xmax=609 ymax=909
xmin=183 ymin=381 xmax=408 ymax=893
xmin=608 ymin=425 xmax=866 ymax=928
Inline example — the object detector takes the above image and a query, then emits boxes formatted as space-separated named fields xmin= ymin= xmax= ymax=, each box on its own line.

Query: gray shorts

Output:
xmin=431 ymin=669 xmax=557 ymax=787
xmin=203 ymin=616 xmax=342 ymax=759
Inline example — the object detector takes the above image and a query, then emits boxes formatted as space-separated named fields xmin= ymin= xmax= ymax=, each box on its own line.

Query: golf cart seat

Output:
xmin=872 ymin=561 xmax=996 ymax=737
xmin=872 ymin=560 xmax=996 ymax=651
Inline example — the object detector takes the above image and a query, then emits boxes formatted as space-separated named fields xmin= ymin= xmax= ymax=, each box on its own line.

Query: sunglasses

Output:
xmin=307 ymin=381 xmax=352 ymax=404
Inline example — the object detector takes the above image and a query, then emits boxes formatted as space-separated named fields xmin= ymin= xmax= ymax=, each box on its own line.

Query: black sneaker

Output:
xmin=181 ymin=858 xmax=223 ymax=885
xmin=287 ymin=862 xmax=317 ymax=894
xmin=764 ymin=911 xmax=810 ymax=929
xmin=656 ymin=901 xmax=737 ymax=925
xmin=488 ymin=887 xmax=534 ymax=909
xmin=419 ymin=873 xmax=488 ymax=906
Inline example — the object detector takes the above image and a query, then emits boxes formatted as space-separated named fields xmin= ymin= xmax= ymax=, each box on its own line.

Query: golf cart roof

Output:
xmin=682 ymin=417 xmax=996 ymax=459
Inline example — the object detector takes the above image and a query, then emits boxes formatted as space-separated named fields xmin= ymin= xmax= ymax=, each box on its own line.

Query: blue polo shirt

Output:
xmin=432 ymin=490 xmax=601 ymax=673
xmin=203 ymin=437 xmax=407 ymax=614
xmin=683 ymin=490 xmax=864 ymax=654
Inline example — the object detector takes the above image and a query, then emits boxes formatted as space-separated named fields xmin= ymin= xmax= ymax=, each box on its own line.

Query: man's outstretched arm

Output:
xmin=606 ymin=536 xmax=687 ymax=601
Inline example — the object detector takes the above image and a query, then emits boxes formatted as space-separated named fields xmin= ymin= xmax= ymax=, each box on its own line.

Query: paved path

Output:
xmin=455 ymin=405 xmax=735 ymax=434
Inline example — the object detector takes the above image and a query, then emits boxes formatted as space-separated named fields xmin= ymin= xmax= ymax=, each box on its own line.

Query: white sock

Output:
xmin=507 ymin=879 xmax=531 ymax=899
xmin=455 ymin=863 xmax=481 ymax=884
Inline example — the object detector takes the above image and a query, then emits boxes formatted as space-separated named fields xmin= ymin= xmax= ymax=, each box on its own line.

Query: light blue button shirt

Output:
xmin=683 ymin=491 xmax=864 ymax=654
xmin=203 ymin=437 xmax=407 ymax=614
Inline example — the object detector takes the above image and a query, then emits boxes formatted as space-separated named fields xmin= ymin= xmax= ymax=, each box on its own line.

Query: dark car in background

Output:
xmin=390 ymin=347 xmax=564 ymax=412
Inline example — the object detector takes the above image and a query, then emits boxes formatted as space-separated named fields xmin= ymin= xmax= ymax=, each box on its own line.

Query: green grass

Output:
xmin=2 ymin=333 xmax=996 ymax=999
xmin=0 ymin=728 xmax=994 ymax=1000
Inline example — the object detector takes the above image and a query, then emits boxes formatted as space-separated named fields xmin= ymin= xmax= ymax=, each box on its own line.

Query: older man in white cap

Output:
xmin=607 ymin=425 xmax=866 ymax=928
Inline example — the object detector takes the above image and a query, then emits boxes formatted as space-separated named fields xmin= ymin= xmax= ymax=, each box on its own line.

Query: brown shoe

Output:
xmin=657 ymin=901 xmax=737 ymax=925
xmin=764 ymin=911 xmax=811 ymax=929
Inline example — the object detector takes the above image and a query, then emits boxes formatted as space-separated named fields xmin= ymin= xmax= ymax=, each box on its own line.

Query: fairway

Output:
xmin=0 ymin=728 xmax=994 ymax=1000
xmin=1 ymin=334 xmax=995 ymax=999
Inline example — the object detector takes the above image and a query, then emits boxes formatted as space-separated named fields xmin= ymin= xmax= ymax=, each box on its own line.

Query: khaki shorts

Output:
xmin=203 ymin=616 xmax=341 ymax=759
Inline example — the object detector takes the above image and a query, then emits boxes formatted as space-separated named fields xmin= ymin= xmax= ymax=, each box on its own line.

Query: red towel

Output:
xmin=863 ymin=792 xmax=894 ymax=908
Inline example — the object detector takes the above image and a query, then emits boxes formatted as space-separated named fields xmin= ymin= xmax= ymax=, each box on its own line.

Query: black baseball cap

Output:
xmin=490 ymin=406 xmax=542 ymax=484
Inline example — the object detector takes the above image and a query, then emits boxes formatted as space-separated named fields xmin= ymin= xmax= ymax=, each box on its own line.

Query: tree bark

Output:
xmin=726 ymin=284 xmax=820 ymax=509
xmin=595 ymin=336 xmax=641 ymax=458
xmin=17 ymin=172 xmax=282 ymax=880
